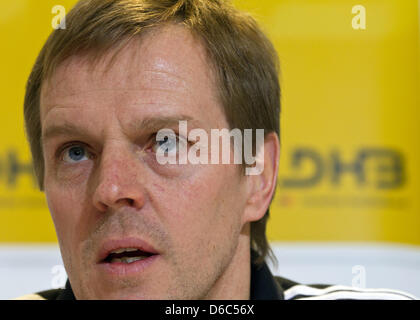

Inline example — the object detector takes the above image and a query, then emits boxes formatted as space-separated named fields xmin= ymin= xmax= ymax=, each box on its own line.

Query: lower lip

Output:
xmin=97 ymin=255 xmax=159 ymax=277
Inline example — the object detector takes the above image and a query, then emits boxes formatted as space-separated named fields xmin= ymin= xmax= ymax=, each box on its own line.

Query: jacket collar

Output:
xmin=57 ymin=280 xmax=76 ymax=300
xmin=250 ymin=249 xmax=284 ymax=300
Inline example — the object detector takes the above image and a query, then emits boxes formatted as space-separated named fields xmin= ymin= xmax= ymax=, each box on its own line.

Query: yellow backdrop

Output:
xmin=0 ymin=0 xmax=419 ymax=245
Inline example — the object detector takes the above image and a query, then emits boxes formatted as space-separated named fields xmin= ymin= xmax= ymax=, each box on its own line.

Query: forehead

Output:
xmin=40 ymin=24 xmax=224 ymax=127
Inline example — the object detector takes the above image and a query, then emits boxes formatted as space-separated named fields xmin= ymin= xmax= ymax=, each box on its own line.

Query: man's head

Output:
xmin=24 ymin=0 xmax=281 ymax=299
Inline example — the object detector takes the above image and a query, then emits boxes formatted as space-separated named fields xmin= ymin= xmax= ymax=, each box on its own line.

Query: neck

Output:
xmin=203 ymin=223 xmax=251 ymax=300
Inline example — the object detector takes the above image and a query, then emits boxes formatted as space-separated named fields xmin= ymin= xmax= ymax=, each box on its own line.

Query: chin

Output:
xmin=79 ymin=283 xmax=164 ymax=300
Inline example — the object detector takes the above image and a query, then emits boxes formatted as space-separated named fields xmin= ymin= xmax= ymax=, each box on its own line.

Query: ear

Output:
xmin=241 ymin=132 xmax=280 ymax=225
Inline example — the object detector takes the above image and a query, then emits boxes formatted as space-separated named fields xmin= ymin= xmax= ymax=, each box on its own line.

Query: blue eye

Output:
xmin=152 ymin=132 xmax=188 ymax=155
xmin=63 ymin=146 xmax=88 ymax=163
xmin=157 ymin=136 xmax=177 ymax=153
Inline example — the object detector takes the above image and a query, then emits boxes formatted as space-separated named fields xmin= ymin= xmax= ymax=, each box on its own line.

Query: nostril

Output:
xmin=116 ymin=197 xmax=136 ymax=207
xmin=93 ymin=178 xmax=146 ymax=211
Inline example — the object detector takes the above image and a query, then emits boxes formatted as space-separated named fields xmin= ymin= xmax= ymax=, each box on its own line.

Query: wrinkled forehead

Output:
xmin=40 ymin=24 xmax=221 ymax=121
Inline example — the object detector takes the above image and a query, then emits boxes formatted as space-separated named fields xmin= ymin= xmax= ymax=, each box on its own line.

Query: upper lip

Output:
xmin=97 ymin=237 xmax=159 ymax=263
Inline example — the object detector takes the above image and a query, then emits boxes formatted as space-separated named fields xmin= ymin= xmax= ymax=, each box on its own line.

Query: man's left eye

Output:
xmin=62 ymin=145 xmax=89 ymax=163
xmin=151 ymin=133 xmax=187 ymax=155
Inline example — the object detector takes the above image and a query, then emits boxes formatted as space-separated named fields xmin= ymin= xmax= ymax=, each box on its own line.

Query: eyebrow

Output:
xmin=128 ymin=115 xmax=197 ymax=133
xmin=42 ymin=115 xmax=200 ymax=143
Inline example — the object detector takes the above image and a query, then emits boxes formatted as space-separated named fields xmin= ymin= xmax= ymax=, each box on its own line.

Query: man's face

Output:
xmin=40 ymin=25 xmax=251 ymax=299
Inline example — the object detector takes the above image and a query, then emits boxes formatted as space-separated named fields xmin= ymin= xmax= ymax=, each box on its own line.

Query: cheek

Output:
xmin=159 ymin=164 xmax=245 ymax=241
xmin=45 ymin=179 xmax=87 ymax=251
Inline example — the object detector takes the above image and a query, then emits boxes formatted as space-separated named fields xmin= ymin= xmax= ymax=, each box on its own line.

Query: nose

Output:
xmin=92 ymin=144 xmax=146 ymax=212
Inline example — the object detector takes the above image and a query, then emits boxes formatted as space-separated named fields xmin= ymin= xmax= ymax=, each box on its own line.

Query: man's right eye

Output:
xmin=62 ymin=145 xmax=89 ymax=163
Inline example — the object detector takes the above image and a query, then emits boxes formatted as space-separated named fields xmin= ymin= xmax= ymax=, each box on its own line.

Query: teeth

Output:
xmin=123 ymin=257 xmax=146 ymax=263
xmin=110 ymin=248 xmax=139 ymax=254
xmin=111 ymin=256 xmax=146 ymax=264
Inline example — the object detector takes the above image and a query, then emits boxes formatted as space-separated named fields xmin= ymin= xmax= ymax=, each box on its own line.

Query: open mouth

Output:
xmin=102 ymin=248 xmax=156 ymax=264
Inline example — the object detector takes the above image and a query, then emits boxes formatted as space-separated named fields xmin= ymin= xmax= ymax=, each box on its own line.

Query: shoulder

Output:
xmin=14 ymin=288 xmax=64 ymax=300
xmin=274 ymin=276 xmax=417 ymax=300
